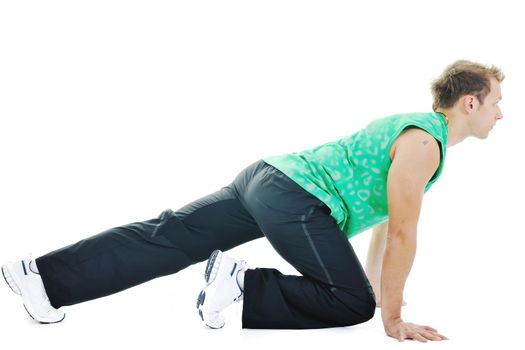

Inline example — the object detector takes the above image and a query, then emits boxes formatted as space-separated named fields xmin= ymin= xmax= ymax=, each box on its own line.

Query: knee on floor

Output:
xmin=335 ymin=288 xmax=376 ymax=326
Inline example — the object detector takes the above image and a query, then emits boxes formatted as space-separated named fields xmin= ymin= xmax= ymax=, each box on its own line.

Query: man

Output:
xmin=2 ymin=60 xmax=503 ymax=342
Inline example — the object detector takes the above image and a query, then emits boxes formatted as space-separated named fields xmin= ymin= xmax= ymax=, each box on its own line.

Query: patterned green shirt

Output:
xmin=262 ymin=112 xmax=448 ymax=239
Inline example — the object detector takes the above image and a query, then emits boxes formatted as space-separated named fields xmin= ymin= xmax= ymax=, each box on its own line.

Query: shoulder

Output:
xmin=387 ymin=128 xmax=441 ymax=185
xmin=389 ymin=127 xmax=441 ymax=165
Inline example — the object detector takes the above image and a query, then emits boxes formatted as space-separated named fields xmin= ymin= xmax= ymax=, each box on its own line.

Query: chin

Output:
xmin=474 ymin=132 xmax=490 ymax=140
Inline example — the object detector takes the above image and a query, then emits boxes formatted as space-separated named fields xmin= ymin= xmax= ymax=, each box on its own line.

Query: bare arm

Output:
xmin=380 ymin=128 xmax=447 ymax=342
xmin=365 ymin=221 xmax=407 ymax=307
xmin=365 ymin=220 xmax=388 ymax=304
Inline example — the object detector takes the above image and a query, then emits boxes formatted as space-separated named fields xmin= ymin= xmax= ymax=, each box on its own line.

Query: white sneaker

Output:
xmin=2 ymin=255 xmax=66 ymax=324
xmin=196 ymin=249 xmax=247 ymax=329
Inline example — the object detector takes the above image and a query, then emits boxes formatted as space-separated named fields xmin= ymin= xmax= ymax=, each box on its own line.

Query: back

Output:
xmin=262 ymin=112 xmax=448 ymax=238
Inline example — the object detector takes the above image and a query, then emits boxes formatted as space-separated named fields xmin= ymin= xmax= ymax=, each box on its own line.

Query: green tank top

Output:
xmin=262 ymin=112 xmax=448 ymax=239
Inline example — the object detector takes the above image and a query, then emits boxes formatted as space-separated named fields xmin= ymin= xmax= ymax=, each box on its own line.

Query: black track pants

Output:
xmin=36 ymin=159 xmax=376 ymax=329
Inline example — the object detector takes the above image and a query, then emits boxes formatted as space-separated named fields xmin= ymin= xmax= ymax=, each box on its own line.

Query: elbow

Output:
xmin=386 ymin=227 xmax=417 ymax=244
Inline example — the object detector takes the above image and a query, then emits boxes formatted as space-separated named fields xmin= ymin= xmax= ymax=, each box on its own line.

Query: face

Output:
xmin=468 ymin=77 xmax=503 ymax=139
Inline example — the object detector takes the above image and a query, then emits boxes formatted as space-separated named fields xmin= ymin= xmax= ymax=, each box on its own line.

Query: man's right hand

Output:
xmin=383 ymin=317 xmax=448 ymax=342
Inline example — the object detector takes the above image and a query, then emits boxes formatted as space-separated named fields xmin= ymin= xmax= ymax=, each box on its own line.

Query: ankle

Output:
xmin=236 ymin=268 xmax=246 ymax=291
xmin=29 ymin=260 xmax=40 ymax=274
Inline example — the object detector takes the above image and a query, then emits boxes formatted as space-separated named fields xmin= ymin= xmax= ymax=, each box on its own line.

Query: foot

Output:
xmin=2 ymin=255 xmax=65 ymax=324
xmin=196 ymin=249 xmax=247 ymax=329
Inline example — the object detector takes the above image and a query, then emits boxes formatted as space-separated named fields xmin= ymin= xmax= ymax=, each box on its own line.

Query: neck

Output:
xmin=435 ymin=108 xmax=469 ymax=148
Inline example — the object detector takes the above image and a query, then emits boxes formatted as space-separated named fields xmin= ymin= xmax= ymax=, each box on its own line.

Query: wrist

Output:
xmin=381 ymin=308 xmax=401 ymax=324
xmin=382 ymin=314 xmax=402 ymax=328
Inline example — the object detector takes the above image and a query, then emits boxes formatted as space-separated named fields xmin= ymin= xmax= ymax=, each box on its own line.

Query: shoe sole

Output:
xmin=2 ymin=265 xmax=22 ymax=295
xmin=197 ymin=250 xmax=226 ymax=329
xmin=23 ymin=304 xmax=66 ymax=324
xmin=203 ymin=249 xmax=241 ymax=285
xmin=196 ymin=290 xmax=223 ymax=329
xmin=196 ymin=290 xmax=206 ymax=321
xmin=204 ymin=249 xmax=222 ymax=285
xmin=2 ymin=263 xmax=65 ymax=324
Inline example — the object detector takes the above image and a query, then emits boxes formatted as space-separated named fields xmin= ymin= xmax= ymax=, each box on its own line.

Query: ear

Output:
xmin=461 ymin=95 xmax=479 ymax=114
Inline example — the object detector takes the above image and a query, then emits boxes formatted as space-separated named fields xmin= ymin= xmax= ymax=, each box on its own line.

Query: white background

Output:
xmin=1 ymin=1 xmax=523 ymax=349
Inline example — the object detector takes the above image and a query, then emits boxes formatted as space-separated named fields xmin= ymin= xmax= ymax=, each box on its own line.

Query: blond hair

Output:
xmin=431 ymin=60 xmax=504 ymax=111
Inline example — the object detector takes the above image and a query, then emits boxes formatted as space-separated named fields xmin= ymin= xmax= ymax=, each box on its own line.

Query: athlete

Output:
xmin=2 ymin=60 xmax=503 ymax=342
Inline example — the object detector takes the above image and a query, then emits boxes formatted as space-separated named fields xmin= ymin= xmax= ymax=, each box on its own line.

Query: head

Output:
xmin=431 ymin=60 xmax=504 ymax=139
